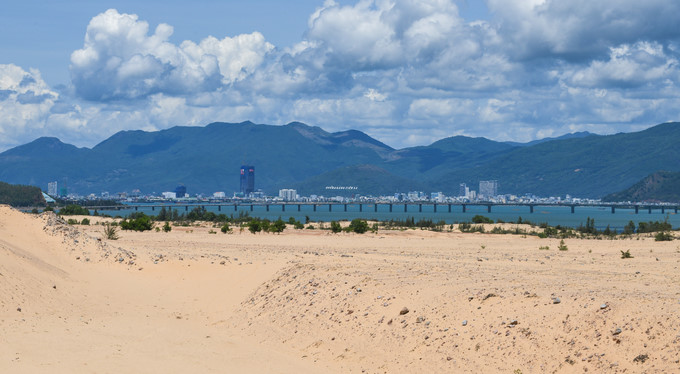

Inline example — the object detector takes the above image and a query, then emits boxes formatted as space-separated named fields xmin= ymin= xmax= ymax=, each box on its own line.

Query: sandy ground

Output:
xmin=1 ymin=206 xmax=679 ymax=373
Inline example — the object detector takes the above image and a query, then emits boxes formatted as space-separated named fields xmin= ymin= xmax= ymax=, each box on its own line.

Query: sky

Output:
xmin=1 ymin=0 xmax=679 ymax=152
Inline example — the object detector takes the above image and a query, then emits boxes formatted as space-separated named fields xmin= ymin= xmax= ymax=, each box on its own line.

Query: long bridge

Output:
xmin=82 ymin=202 xmax=679 ymax=215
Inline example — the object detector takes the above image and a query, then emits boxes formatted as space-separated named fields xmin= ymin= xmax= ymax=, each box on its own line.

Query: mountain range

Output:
xmin=0 ymin=121 xmax=679 ymax=199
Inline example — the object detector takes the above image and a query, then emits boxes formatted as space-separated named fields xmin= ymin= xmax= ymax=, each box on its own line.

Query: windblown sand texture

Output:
xmin=1 ymin=205 xmax=679 ymax=373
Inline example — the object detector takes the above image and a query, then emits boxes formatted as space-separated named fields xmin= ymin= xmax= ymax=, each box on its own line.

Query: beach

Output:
xmin=1 ymin=205 xmax=679 ymax=373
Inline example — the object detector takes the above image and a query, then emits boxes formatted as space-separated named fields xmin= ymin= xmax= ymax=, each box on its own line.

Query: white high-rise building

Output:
xmin=279 ymin=189 xmax=297 ymax=201
xmin=47 ymin=181 xmax=58 ymax=196
xmin=479 ymin=180 xmax=499 ymax=199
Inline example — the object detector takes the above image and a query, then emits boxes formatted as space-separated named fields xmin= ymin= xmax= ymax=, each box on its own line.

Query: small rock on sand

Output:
xmin=399 ymin=307 xmax=409 ymax=315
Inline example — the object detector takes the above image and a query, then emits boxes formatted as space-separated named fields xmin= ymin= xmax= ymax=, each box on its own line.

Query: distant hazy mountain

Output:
xmin=504 ymin=131 xmax=595 ymax=147
xmin=1 ymin=121 xmax=679 ymax=199
xmin=602 ymin=171 xmax=680 ymax=203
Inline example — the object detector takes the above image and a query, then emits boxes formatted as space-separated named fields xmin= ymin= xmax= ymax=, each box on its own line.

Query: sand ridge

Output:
xmin=1 ymin=205 xmax=679 ymax=373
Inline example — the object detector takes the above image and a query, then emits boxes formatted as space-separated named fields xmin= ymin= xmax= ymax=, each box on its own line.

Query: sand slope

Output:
xmin=1 ymin=205 xmax=679 ymax=373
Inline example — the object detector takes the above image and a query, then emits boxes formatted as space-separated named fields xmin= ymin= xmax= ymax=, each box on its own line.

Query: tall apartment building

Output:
xmin=479 ymin=180 xmax=499 ymax=198
xmin=240 ymin=165 xmax=255 ymax=195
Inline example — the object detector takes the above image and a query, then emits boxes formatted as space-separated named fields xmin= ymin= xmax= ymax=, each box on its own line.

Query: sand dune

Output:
xmin=1 ymin=205 xmax=679 ymax=373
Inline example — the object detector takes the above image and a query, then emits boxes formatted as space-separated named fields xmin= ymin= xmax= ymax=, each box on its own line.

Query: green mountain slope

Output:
xmin=602 ymin=171 xmax=680 ymax=203
xmin=0 ymin=181 xmax=45 ymax=207
xmin=435 ymin=122 xmax=680 ymax=197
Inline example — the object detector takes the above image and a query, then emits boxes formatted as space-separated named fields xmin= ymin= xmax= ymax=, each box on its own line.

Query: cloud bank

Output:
xmin=1 ymin=0 xmax=680 ymax=151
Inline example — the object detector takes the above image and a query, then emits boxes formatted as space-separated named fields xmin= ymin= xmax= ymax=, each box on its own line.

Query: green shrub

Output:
xmin=102 ymin=223 xmax=119 ymax=240
xmin=120 ymin=213 xmax=153 ymax=231
xmin=558 ymin=239 xmax=568 ymax=251
xmin=348 ymin=219 xmax=369 ymax=234
xmin=471 ymin=215 xmax=494 ymax=224
xmin=220 ymin=223 xmax=231 ymax=233
xmin=67 ymin=218 xmax=78 ymax=225
xmin=330 ymin=221 xmax=342 ymax=233
xmin=270 ymin=218 xmax=286 ymax=233
xmin=81 ymin=218 xmax=90 ymax=225
xmin=655 ymin=231 xmax=673 ymax=241
xmin=59 ymin=204 xmax=90 ymax=216
xmin=162 ymin=221 xmax=172 ymax=232
xmin=620 ymin=249 xmax=633 ymax=259
xmin=248 ymin=220 xmax=262 ymax=234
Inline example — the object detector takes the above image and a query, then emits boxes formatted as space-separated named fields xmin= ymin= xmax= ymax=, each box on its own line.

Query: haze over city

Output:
xmin=2 ymin=0 xmax=680 ymax=152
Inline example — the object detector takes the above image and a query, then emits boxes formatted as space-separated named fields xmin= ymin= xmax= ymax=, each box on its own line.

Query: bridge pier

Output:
xmin=404 ymin=204 xmax=408 ymax=213
xmin=419 ymin=204 xmax=422 ymax=213
xmin=217 ymin=205 xmax=221 ymax=212
xmin=313 ymin=204 xmax=317 ymax=212
xmin=676 ymin=206 xmax=678 ymax=214
xmin=135 ymin=206 xmax=138 ymax=211
xmin=151 ymin=206 xmax=154 ymax=211
xmin=611 ymin=206 xmax=615 ymax=214
xmin=374 ymin=204 xmax=378 ymax=212
xmin=648 ymin=206 xmax=652 ymax=214
xmin=329 ymin=204 xmax=332 ymax=212
xmin=661 ymin=207 xmax=665 ymax=214
xmin=434 ymin=204 xmax=437 ymax=213
xmin=570 ymin=205 xmax=575 ymax=214
xmin=530 ymin=205 xmax=534 ymax=214
xmin=234 ymin=205 xmax=238 ymax=212
xmin=359 ymin=204 xmax=363 ymax=212
xmin=448 ymin=204 xmax=452 ymax=213
xmin=185 ymin=206 xmax=188 ymax=211
xmin=344 ymin=204 xmax=347 ymax=212
xmin=266 ymin=205 xmax=269 ymax=212
xmin=635 ymin=205 xmax=639 ymax=214
xmin=250 ymin=205 xmax=253 ymax=212
xmin=282 ymin=204 xmax=285 ymax=212
xmin=462 ymin=204 xmax=466 ymax=213
xmin=487 ymin=205 xmax=492 ymax=213
xmin=389 ymin=204 xmax=393 ymax=212
xmin=298 ymin=204 xmax=301 ymax=212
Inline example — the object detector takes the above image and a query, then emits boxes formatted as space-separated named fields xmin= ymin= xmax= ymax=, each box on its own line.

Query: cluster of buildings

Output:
xmin=47 ymin=167 xmax=605 ymax=206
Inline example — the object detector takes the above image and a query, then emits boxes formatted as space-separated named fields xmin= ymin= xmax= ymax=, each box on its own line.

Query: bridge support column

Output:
xmin=404 ymin=204 xmax=408 ymax=212
xmin=389 ymin=204 xmax=393 ymax=212
xmin=344 ymin=204 xmax=347 ymax=212
xmin=419 ymin=204 xmax=422 ymax=213
xmin=570 ymin=205 xmax=575 ymax=214
xmin=266 ymin=205 xmax=269 ymax=212
xmin=675 ymin=206 xmax=678 ymax=214
xmin=434 ymin=204 xmax=437 ymax=213
xmin=635 ymin=205 xmax=639 ymax=214
xmin=530 ymin=205 xmax=534 ymax=214
xmin=282 ymin=204 xmax=285 ymax=212
xmin=374 ymin=204 xmax=378 ymax=212
xmin=313 ymin=204 xmax=317 ymax=212
xmin=359 ymin=204 xmax=363 ymax=212
xmin=185 ymin=206 xmax=188 ymax=212
xmin=487 ymin=205 xmax=492 ymax=213
xmin=217 ymin=206 xmax=221 ymax=212
xmin=611 ymin=206 xmax=615 ymax=214
xmin=234 ymin=205 xmax=238 ymax=212
xmin=648 ymin=206 xmax=652 ymax=214
xmin=135 ymin=206 xmax=138 ymax=211
xmin=462 ymin=204 xmax=466 ymax=213
xmin=448 ymin=204 xmax=452 ymax=213
xmin=661 ymin=207 xmax=665 ymax=214
xmin=250 ymin=205 xmax=253 ymax=212
xmin=329 ymin=204 xmax=332 ymax=212
xmin=298 ymin=204 xmax=301 ymax=212
xmin=151 ymin=206 xmax=154 ymax=211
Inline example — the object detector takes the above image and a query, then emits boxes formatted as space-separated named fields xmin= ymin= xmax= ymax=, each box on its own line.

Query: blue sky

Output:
xmin=0 ymin=0 xmax=678 ymax=151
